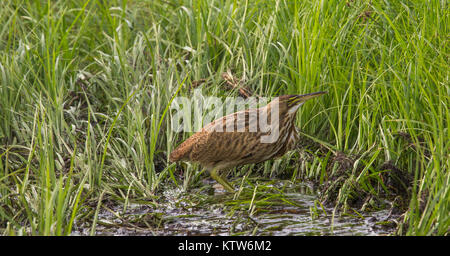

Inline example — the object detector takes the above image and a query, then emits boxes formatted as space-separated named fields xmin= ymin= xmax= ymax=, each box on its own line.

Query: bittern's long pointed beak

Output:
xmin=289 ymin=91 xmax=327 ymax=105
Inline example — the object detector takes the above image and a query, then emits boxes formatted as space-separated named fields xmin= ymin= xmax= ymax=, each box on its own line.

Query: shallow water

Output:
xmin=72 ymin=180 xmax=395 ymax=236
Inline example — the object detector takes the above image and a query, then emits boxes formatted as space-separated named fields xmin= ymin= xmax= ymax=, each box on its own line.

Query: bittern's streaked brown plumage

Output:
xmin=169 ymin=91 xmax=326 ymax=192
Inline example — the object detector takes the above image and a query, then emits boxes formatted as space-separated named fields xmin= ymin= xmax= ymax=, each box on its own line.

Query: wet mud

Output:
xmin=72 ymin=180 xmax=396 ymax=236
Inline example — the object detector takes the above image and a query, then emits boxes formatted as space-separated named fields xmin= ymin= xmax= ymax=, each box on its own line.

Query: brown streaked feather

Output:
xmin=169 ymin=130 xmax=208 ymax=162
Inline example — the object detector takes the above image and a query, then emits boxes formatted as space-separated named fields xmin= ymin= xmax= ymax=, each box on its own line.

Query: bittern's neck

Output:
xmin=287 ymin=103 xmax=303 ymax=114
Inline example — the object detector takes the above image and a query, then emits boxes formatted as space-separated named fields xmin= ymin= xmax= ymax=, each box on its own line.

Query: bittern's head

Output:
xmin=274 ymin=91 xmax=327 ymax=115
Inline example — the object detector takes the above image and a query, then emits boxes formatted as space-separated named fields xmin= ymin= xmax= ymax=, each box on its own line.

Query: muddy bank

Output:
xmin=72 ymin=180 xmax=396 ymax=236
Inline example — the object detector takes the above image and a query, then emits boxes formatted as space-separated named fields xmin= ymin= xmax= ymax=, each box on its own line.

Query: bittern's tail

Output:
xmin=169 ymin=147 xmax=186 ymax=162
xmin=169 ymin=133 xmax=201 ymax=162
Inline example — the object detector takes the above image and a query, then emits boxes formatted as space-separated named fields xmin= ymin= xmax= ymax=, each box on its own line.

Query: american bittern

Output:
xmin=169 ymin=92 xmax=326 ymax=192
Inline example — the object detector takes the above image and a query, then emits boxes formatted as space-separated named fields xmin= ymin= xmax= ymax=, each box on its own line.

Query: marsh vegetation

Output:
xmin=0 ymin=0 xmax=448 ymax=235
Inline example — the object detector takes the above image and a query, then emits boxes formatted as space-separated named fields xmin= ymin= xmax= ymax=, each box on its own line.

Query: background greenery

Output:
xmin=0 ymin=0 xmax=448 ymax=235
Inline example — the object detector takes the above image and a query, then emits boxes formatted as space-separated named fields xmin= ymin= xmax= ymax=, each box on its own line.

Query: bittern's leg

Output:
xmin=210 ymin=168 xmax=235 ymax=193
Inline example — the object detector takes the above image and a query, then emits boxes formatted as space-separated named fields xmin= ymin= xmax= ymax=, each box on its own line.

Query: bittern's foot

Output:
xmin=210 ymin=170 xmax=235 ymax=193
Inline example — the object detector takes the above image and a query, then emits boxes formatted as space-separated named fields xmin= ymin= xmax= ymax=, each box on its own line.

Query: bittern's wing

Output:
xmin=170 ymin=109 xmax=278 ymax=169
xmin=169 ymin=110 xmax=244 ymax=163
xmin=170 ymin=109 xmax=255 ymax=162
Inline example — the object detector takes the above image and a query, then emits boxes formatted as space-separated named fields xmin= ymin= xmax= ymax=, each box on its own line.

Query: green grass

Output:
xmin=0 ymin=0 xmax=448 ymax=235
